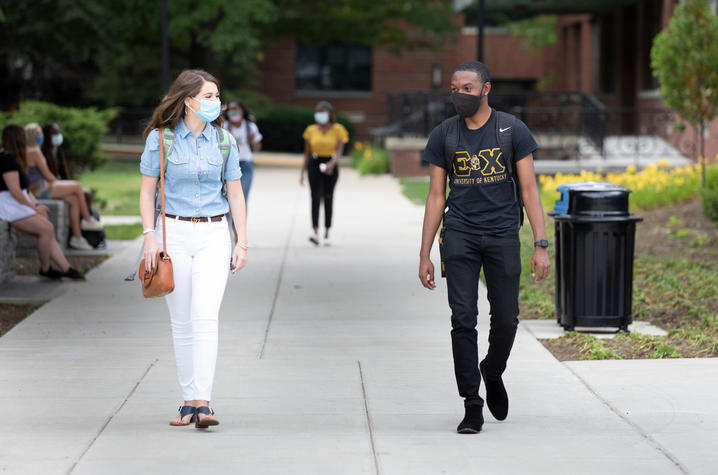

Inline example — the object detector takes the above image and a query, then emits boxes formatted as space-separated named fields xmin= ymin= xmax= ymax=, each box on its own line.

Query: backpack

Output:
xmin=69 ymin=207 xmax=106 ymax=249
xmin=440 ymin=110 xmax=524 ymax=226
xmin=82 ymin=207 xmax=106 ymax=248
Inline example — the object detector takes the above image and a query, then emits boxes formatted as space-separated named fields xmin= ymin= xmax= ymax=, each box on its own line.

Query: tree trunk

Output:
xmin=701 ymin=121 xmax=706 ymax=190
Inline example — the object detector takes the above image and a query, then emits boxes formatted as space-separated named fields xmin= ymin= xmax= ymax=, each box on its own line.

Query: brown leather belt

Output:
xmin=165 ymin=214 xmax=224 ymax=223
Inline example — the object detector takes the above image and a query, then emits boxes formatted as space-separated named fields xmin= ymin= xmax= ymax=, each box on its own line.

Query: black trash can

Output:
xmin=548 ymin=182 xmax=642 ymax=332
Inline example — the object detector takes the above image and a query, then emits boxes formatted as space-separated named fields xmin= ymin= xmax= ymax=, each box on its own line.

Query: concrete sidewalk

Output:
xmin=0 ymin=168 xmax=714 ymax=474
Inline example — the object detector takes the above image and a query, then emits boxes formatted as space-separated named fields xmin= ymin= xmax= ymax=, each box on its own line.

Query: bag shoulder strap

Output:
xmin=158 ymin=129 xmax=168 ymax=255
xmin=441 ymin=115 xmax=461 ymax=179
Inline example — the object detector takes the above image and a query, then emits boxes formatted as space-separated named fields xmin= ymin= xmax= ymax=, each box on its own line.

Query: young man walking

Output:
xmin=418 ymin=61 xmax=550 ymax=434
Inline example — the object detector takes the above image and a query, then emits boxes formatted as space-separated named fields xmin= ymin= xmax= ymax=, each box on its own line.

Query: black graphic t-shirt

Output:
xmin=422 ymin=109 xmax=538 ymax=236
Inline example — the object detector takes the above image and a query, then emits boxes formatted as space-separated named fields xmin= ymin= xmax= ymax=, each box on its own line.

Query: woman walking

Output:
xmin=0 ymin=124 xmax=84 ymax=280
xmin=139 ymin=69 xmax=247 ymax=428
xmin=300 ymin=101 xmax=348 ymax=246
xmin=223 ymin=99 xmax=262 ymax=205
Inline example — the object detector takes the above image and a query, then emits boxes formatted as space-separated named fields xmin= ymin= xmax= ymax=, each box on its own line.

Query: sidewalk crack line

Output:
xmin=522 ymin=323 xmax=687 ymax=473
xmin=562 ymin=362 xmax=688 ymax=474
xmin=67 ymin=358 xmax=158 ymax=475
xmin=358 ymin=361 xmax=380 ymax=475
xmin=258 ymin=193 xmax=297 ymax=359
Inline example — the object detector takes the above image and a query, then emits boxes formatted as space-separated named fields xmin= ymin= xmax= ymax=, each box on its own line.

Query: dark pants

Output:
xmin=441 ymin=228 xmax=521 ymax=407
xmin=308 ymin=156 xmax=339 ymax=229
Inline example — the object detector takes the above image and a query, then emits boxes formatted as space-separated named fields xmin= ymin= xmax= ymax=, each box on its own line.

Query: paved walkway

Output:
xmin=1 ymin=168 xmax=715 ymax=474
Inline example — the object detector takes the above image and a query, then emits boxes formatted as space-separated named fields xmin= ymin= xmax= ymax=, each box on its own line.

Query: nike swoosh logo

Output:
xmin=500 ymin=127 xmax=511 ymax=132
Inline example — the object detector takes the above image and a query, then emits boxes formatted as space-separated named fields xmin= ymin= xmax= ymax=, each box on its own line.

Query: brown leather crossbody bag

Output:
xmin=139 ymin=129 xmax=174 ymax=298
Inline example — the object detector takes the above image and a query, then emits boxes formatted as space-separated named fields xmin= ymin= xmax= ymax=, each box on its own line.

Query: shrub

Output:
xmin=0 ymin=100 xmax=118 ymax=173
xmin=255 ymin=104 xmax=354 ymax=153
xmin=351 ymin=142 xmax=390 ymax=175
xmin=702 ymin=163 xmax=718 ymax=222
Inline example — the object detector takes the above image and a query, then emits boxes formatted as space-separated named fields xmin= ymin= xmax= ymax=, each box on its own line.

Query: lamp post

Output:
xmin=477 ymin=0 xmax=485 ymax=62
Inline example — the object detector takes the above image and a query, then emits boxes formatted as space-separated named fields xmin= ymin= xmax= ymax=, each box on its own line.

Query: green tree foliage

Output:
xmin=267 ymin=0 xmax=457 ymax=53
xmin=0 ymin=0 xmax=457 ymax=108
xmin=651 ymin=0 xmax=718 ymax=189
xmin=0 ymin=0 xmax=111 ymax=105
xmin=506 ymin=15 xmax=557 ymax=51
xmin=86 ymin=0 xmax=277 ymax=106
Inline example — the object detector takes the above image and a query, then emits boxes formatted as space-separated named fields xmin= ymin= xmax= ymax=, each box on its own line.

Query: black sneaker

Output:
xmin=63 ymin=267 xmax=86 ymax=280
xmin=480 ymin=359 xmax=508 ymax=421
xmin=39 ymin=267 xmax=63 ymax=279
xmin=456 ymin=405 xmax=483 ymax=434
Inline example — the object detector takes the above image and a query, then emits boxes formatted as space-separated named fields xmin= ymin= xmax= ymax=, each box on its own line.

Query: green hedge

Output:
xmin=255 ymin=104 xmax=354 ymax=153
xmin=0 ymin=100 xmax=118 ymax=173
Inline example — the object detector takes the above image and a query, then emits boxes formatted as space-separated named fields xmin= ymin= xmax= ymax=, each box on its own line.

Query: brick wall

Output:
xmin=255 ymin=26 xmax=557 ymax=141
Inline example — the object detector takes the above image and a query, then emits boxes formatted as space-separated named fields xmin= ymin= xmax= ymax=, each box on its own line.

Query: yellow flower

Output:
xmin=354 ymin=141 xmax=363 ymax=150
xmin=626 ymin=165 xmax=637 ymax=174
xmin=363 ymin=148 xmax=371 ymax=159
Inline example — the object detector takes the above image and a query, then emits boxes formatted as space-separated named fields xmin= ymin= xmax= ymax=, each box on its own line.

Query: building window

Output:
xmin=642 ymin=0 xmax=662 ymax=90
xmin=296 ymin=45 xmax=372 ymax=92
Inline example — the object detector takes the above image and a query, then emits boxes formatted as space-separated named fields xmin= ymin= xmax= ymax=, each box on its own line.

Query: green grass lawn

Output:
xmin=399 ymin=177 xmax=431 ymax=205
xmin=78 ymin=161 xmax=140 ymax=216
xmin=104 ymin=223 xmax=143 ymax=240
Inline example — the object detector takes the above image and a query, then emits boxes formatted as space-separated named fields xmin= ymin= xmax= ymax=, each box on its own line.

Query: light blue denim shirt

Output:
xmin=140 ymin=119 xmax=242 ymax=217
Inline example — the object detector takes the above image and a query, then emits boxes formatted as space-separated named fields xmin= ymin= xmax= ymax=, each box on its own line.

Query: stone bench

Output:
xmin=15 ymin=199 xmax=70 ymax=255
xmin=0 ymin=219 xmax=15 ymax=283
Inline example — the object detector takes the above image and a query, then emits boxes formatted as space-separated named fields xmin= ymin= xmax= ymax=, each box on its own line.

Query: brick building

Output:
xmin=554 ymin=0 xmax=718 ymax=163
xmin=255 ymin=0 xmax=718 ymax=163
xmin=255 ymin=20 xmax=556 ymax=141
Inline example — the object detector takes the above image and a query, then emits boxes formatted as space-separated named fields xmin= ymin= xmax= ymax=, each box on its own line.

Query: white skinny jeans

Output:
xmin=157 ymin=216 xmax=231 ymax=401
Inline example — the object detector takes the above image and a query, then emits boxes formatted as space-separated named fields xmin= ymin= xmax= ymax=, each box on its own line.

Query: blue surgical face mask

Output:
xmin=188 ymin=99 xmax=221 ymax=123
xmin=51 ymin=133 xmax=63 ymax=147
xmin=314 ymin=111 xmax=329 ymax=125
xmin=35 ymin=135 xmax=44 ymax=147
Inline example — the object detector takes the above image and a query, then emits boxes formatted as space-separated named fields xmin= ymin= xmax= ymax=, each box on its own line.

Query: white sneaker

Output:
xmin=69 ymin=236 xmax=93 ymax=250
xmin=80 ymin=217 xmax=104 ymax=231
xmin=309 ymin=232 xmax=320 ymax=246
xmin=323 ymin=236 xmax=331 ymax=247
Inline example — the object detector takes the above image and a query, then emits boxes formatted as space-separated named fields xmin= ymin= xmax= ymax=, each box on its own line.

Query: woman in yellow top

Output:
xmin=300 ymin=101 xmax=349 ymax=246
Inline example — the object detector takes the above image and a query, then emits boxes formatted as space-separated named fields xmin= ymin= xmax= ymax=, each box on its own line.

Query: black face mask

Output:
xmin=451 ymin=91 xmax=484 ymax=118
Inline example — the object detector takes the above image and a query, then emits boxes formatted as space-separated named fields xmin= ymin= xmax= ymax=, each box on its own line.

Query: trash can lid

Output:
xmin=552 ymin=182 xmax=631 ymax=216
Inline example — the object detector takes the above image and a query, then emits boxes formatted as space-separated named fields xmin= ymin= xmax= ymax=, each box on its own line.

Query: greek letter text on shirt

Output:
xmin=452 ymin=148 xmax=508 ymax=185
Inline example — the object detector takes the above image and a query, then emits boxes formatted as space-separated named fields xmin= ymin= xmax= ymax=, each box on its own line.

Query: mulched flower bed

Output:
xmin=523 ymin=199 xmax=718 ymax=360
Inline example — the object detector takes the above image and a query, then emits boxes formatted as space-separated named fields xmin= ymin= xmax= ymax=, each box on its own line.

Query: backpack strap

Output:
xmin=495 ymin=110 xmax=524 ymax=226
xmin=161 ymin=128 xmax=175 ymax=172
xmin=215 ymin=126 xmax=232 ymax=183
xmin=441 ymin=115 xmax=461 ymax=180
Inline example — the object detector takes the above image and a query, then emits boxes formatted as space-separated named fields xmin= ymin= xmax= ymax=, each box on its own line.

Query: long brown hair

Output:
xmin=1 ymin=124 xmax=28 ymax=172
xmin=143 ymin=69 xmax=222 ymax=139
xmin=41 ymin=123 xmax=66 ymax=177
